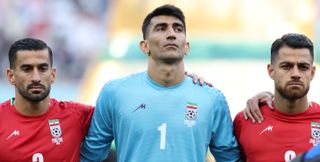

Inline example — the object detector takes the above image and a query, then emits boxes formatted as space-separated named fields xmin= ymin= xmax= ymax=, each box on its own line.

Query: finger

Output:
xmin=243 ymin=106 xmax=255 ymax=123
xmin=260 ymin=97 xmax=274 ymax=109
xmin=247 ymin=99 xmax=263 ymax=123
xmin=251 ymin=107 xmax=263 ymax=123
xmin=199 ymin=77 xmax=205 ymax=86
xmin=243 ymin=108 xmax=248 ymax=120
xmin=205 ymin=81 xmax=213 ymax=87
xmin=193 ymin=76 xmax=198 ymax=83
xmin=266 ymin=99 xmax=273 ymax=109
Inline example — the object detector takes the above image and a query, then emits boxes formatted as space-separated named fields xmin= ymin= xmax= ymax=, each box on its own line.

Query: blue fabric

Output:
xmin=305 ymin=144 xmax=320 ymax=160
xmin=80 ymin=71 xmax=240 ymax=162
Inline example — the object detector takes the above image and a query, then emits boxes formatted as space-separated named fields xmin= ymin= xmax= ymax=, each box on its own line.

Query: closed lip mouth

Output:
xmin=164 ymin=44 xmax=178 ymax=48
xmin=28 ymin=85 xmax=44 ymax=90
xmin=287 ymin=82 xmax=303 ymax=86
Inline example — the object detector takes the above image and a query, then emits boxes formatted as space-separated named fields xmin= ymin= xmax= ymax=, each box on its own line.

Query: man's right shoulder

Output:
xmin=102 ymin=72 xmax=144 ymax=89
xmin=0 ymin=99 xmax=11 ymax=109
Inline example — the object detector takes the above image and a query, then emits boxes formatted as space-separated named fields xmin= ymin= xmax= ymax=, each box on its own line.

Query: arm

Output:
xmin=291 ymin=144 xmax=320 ymax=162
xmin=80 ymin=84 xmax=114 ymax=162
xmin=209 ymin=91 xmax=240 ymax=162
xmin=243 ymin=91 xmax=273 ymax=124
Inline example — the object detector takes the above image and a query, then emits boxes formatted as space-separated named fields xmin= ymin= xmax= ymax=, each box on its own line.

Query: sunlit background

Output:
xmin=0 ymin=0 xmax=320 ymax=120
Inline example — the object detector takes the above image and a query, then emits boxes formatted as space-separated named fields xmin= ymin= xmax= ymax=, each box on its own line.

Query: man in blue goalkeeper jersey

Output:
xmin=80 ymin=4 xmax=240 ymax=162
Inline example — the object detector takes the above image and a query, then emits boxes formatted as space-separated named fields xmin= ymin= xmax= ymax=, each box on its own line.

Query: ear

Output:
xmin=310 ymin=65 xmax=316 ymax=81
xmin=51 ymin=67 xmax=57 ymax=84
xmin=267 ymin=64 xmax=274 ymax=80
xmin=184 ymin=42 xmax=190 ymax=55
xmin=6 ymin=68 xmax=15 ymax=85
xmin=140 ymin=40 xmax=150 ymax=55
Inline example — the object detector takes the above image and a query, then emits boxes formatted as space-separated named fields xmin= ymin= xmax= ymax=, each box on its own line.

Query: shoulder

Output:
xmin=51 ymin=98 xmax=94 ymax=112
xmin=234 ymin=111 xmax=245 ymax=122
xmin=101 ymin=72 xmax=144 ymax=92
xmin=185 ymin=77 xmax=226 ymax=99
xmin=0 ymin=99 xmax=11 ymax=109
xmin=310 ymin=101 xmax=320 ymax=109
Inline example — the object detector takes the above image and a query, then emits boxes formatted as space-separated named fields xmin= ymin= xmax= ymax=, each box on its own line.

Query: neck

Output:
xmin=14 ymin=94 xmax=50 ymax=116
xmin=273 ymin=92 xmax=309 ymax=114
xmin=147 ymin=58 xmax=185 ymax=87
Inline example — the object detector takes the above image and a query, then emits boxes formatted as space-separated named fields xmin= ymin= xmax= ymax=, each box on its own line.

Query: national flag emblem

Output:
xmin=48 ymin=119 xmax=63 ymax=144
xmin=48 ymin=119 xmax=59 ymax=126
xmin=311 ymin=122 xmax=320 ymax=140
xmin=185 ymin=102 xmax=198 ymax=120
xmin=186 ymin=102 xmax=198 ymax=109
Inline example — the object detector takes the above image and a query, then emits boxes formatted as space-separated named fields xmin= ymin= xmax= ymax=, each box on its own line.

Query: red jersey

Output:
xmin=0 ymin=98 xmax=94 ymax=162
xmin=234 ymin=102 xmax=320 ymax=162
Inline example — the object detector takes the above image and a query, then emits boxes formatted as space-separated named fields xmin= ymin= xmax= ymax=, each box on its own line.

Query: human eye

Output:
xmin=38 ymin=64 xmax=49 ymax=72
xmin=155 ymin=26 xmax=164 ymax=32
xmin=299 ymin=64 xmax=310 ymax=71
xmin=280 ymin=64 xmax=291 ymax=70
xmin=175 ymin=26 xmax=183 ymax=32
xmin=21 ymin=65 xmax=32 ymax=72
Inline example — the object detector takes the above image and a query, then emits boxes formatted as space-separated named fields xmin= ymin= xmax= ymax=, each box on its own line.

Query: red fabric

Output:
xmin=0 ymin=98 xmax=94 ymax=161
xmin=234 ymin=102 xmax=320 ymax=162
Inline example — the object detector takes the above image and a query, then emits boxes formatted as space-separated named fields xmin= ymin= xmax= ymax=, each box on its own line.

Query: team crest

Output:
xmin=310 ymin=122 xmax=320 ymax=146
xmin=48 ymin=119 xmax=63 ymax=145
xmin=184 ymin=102 xmax=198 ymax=127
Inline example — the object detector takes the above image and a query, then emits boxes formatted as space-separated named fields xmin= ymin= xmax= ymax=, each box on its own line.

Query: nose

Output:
xmin=166 ymin=27 xmax=176 ymax=40
xmin=31 ymin=69 xmax=41 ymax=83
xmin=291 ymin=66 xmax=301 ymax=80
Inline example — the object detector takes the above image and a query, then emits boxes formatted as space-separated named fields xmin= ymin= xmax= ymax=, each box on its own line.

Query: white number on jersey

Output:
xmin=284 ymin=150 xmax=296 ymax=162
xmin=158 ymin=123 xmax=167 ymax=150
xmin=32 ymin=153 xmax=44 ymax=162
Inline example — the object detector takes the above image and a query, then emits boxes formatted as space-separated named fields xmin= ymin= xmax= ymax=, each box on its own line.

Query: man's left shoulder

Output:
xmin=53 ymin=99 xmax=94 ymax=112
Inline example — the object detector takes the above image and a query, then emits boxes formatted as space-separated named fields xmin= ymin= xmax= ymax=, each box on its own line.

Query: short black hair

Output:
xmin=271 ymin=33 xmax=314 ymax=64
xmin=141 ymin=4 xmax=186 ymax=39
xmin=8 ymin=38 xmax=53 ymax=69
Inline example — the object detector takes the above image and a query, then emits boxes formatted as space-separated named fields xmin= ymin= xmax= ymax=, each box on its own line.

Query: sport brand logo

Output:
xmin=259 ymin=125 xmax=273 ymax=135
xmin=6 ymin=130 xmax=20 ymax=140
xmin=132 ymin=104 xmax=146 ymax=112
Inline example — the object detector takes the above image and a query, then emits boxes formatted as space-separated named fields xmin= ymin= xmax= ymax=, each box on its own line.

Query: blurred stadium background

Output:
xmin=0 ymin=0 xmax=320 ymax=161
xmin=1 ymin=0 xmax=319 ymax=119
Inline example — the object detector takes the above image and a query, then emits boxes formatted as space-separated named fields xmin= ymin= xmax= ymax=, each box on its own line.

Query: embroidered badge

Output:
xmin=184 ymin=102 xmax=198 ymax=127
xmin=310 ymin=122 xmax=320 ymax=146
xmin=48 ymin=119 xmax=63 ymax=145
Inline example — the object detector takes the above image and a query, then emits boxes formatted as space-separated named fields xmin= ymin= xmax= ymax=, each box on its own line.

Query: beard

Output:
xmin=18 ymin=83 xmax=51 ymax=103
xmin=276 ymin=84 xmax=309 ymax=101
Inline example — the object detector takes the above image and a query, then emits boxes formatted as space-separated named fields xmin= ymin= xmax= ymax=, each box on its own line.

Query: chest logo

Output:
xmin=259 ymin=125 xmax=273 ymax=135
xmin=133 ymin=104 xmax=146 ymax=112
xmin=48 ymin=119 xmax=63 ymax=145
xmin=6 ymin=130 xmax=20 ymax=140
xmin=184 ymin=102 xmax=198 ymax=127
xmin=310 ymin=122 xmax=320 ymax=146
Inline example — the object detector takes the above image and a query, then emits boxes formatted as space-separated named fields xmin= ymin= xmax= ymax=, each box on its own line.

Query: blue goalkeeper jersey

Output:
xmin=80 ymin=71 xmax=240 ymax=162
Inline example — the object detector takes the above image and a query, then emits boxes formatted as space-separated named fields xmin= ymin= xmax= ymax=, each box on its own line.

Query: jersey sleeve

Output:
xmin=80 ymin=83 xmax=115 ymax=162
xmin=208 ymin=90 xmax=241 ymax=162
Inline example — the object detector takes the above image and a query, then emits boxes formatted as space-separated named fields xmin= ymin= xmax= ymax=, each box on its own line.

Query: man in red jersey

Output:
xmin=234 ymin=33 xmax=320 ymax=162
xmin=0 ymin=38 xmax=94 ymax=161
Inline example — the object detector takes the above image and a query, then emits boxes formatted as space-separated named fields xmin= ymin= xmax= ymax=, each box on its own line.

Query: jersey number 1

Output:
xmin=158 ymin=123 xmax=167 ymax=150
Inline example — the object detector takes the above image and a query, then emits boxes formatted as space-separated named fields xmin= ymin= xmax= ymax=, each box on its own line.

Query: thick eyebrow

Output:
xmin=153 ymin=22 xmax=185 ymax=30
xmin=279 ymin=61 xmax=312 ymax=66
xmin=172 ymin=22 xmax=184 ymax=29
xmin=153 ymin=23 xmax=168 ymax=30
xmin=20 ymin=63 xmax=49 ymax=68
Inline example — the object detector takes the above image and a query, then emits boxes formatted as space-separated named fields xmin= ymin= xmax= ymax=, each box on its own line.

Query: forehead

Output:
xmin=276 ymin=46 xmax=312 ymax=64
xmin=15 ymin=49 xmax=50 ymax=66
xmin=149 ymin=15 xmax=183 ymax=27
